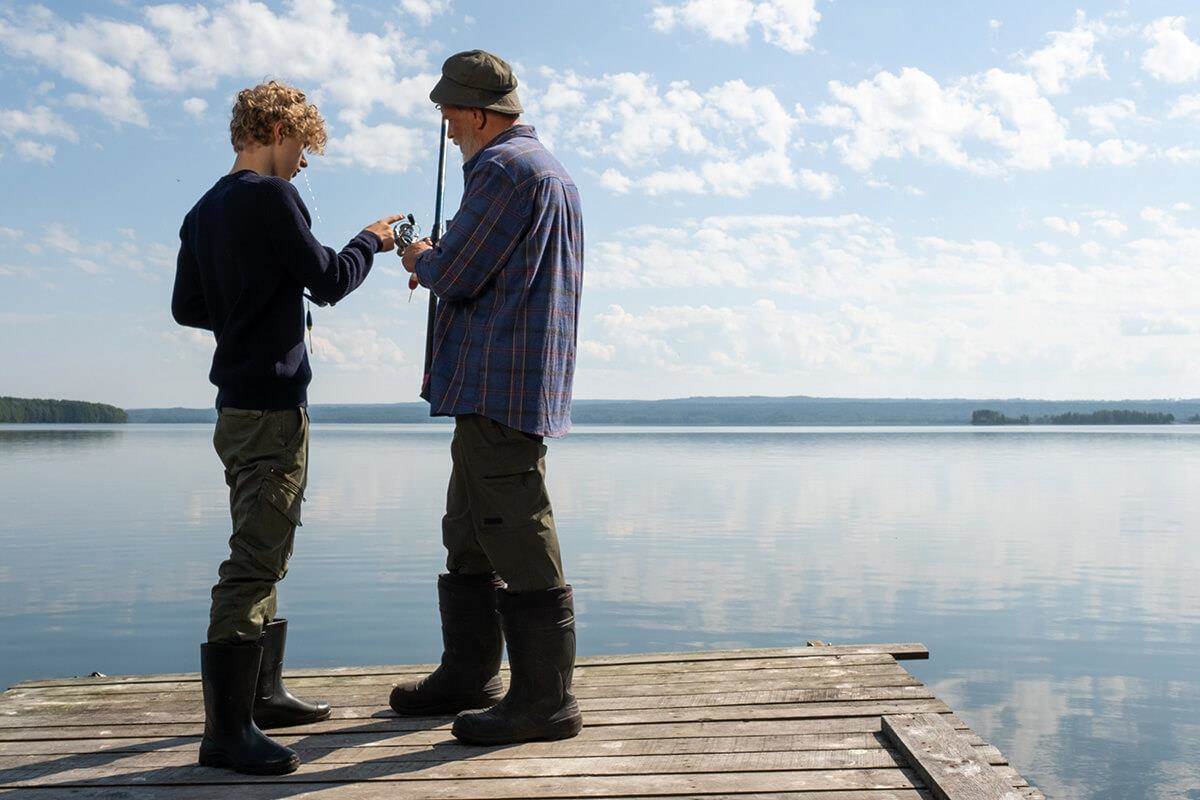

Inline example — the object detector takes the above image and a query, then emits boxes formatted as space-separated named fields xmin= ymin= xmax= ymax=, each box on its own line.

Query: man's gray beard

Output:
xmin=457 ymin=130 xmax=483 ymax=162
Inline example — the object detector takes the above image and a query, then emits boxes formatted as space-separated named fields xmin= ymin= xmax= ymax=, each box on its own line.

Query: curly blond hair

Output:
xmin=229 ymin=80 xmax=328 ymax=154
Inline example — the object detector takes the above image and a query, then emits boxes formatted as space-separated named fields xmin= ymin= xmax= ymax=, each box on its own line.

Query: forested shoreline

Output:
xmin=0 ymin=397 xmax=128 ymax=423
xmin=124 ymin=397 xmax=1200 ymax=425
xmin=972 ymin=409 xmax=1176 ymax=425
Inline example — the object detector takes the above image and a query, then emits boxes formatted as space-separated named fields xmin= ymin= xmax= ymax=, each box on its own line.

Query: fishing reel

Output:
xmin=393 ymin=214 xmax=419 ymax=255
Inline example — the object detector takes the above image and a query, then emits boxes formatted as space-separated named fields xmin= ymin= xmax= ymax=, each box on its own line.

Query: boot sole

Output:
xmin=199 ymin=751 xmax=300 ymax=775
xmin=451 ymin=714 xmax=583 ymax=745
xmin=254 ymin=706 xmax=333 ymax=729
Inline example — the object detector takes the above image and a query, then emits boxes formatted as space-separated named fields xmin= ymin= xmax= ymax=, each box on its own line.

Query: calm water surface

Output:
xmin=1 ymin=423 xmax=1198 ymax=799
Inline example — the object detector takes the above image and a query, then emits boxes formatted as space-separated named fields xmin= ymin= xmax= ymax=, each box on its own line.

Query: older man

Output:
xmin=392 ymin=50 xmax=584 ymax=745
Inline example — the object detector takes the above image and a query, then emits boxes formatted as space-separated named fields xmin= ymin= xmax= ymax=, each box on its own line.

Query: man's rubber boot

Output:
xmin=451 ymin=585 xmax=583 ymax=744
xmin=253 ymin=619 xmax=332 ymax=729
xmin=389 ymin=572 xmax=506 ymax=716
xmin=198 ymin=643 xmax=300 ymax=775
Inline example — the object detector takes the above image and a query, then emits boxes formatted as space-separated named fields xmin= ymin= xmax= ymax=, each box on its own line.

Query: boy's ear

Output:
xmin=273 ymin=121 xmax=285 ymax=145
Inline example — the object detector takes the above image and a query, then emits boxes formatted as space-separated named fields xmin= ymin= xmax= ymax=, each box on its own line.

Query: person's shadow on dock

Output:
xmin=12 ymin=709 xmax=521 ymax=796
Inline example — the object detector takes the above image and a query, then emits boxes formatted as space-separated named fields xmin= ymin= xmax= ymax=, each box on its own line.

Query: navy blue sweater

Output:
xmin=172 ymin=170 xmax=379 ymax=410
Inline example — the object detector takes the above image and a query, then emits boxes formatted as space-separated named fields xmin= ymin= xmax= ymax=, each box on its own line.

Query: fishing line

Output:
xmin=301 ymin=169 xmax=324 ymax=224
xmin=301 ymin=168 xmax=324 ymax=355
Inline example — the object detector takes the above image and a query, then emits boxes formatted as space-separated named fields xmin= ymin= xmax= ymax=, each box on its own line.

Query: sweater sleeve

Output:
xmin=171 ymin=222 xmax=212 ymax=330
xmin=260 ymin=178 xmax=380 ymax=306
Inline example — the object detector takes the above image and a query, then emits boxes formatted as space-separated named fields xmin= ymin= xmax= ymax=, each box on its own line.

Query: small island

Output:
xmin=972 ymin=409 xmax=1175 ymax=425
xmin=0 ymin=396 xmax=128 ymax=424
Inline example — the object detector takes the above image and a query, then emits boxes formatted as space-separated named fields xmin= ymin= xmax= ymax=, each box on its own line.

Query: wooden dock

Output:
xmin=0 ymin=642 xmax=1041 ymax=799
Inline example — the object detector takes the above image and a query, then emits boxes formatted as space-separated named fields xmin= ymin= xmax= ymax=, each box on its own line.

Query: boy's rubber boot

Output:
xmin=252 ymin=619 xmax=332 ymax=729
xmin=198 ymin=642 xmax=300 ymax=775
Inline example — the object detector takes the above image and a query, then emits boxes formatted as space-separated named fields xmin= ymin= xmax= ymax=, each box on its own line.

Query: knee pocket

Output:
xmin=231 ymin=466 xmax=303 ymax=578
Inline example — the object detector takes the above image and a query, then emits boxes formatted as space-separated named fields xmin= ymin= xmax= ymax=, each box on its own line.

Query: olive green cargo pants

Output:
xmin=208 ymin=407 xmax=308 ymax=644
xmin=443 ymin=415 xmax=565 ymax=592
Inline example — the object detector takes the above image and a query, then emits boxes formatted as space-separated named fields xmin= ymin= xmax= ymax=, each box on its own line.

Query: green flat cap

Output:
xmin=429 ymin=49 xmax=523 ymax=115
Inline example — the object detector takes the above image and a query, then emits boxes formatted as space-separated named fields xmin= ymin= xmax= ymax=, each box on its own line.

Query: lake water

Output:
xmin=1 ymin=423 xmax=1198 ymax=798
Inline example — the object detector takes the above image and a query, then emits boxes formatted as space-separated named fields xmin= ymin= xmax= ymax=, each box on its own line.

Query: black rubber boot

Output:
xmin=451 ymin=585 xmax=583 ymax=745
xmin=198 ymin=643 xmax=300 ymax=775
xmin=389 ymin=572 xmax=506 ymax=716
xmin=253 ymin=619 xmax=332 ymax=729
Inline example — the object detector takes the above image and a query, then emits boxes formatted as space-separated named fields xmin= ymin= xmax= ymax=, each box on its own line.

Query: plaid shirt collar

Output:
xmin=462 ymin=125 xmax=539 ymax=174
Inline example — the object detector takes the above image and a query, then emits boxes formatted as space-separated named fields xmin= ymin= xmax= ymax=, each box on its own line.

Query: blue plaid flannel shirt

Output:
xmin=414 ymin=125 xmax=584 ymax=438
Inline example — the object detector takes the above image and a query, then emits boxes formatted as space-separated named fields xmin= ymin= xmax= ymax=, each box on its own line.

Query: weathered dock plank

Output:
xmin=0 ymin=683 xmax=937 ymax=720
xmin=9 ymin=644 xmax=929 ymax=690
xmin=10 ymin=662 xmax=917 ymax=698
xmin=0 ymin=643 xmax=1038 ymax=799
xmin=882 ymin=714 xmax=1027 ymax=800
xmin=0 ymin=735 xmax=1006 ymax=763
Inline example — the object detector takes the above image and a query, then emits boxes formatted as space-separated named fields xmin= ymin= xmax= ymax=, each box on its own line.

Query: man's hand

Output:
xmin=363 ymin=214 xmax=410 ymax=252
xmin=402 ymin=237 xmax=434 ymax=273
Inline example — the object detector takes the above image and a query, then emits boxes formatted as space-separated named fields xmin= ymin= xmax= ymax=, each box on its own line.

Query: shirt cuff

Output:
xmin=413 ymin=249 xmax=436 ymax=288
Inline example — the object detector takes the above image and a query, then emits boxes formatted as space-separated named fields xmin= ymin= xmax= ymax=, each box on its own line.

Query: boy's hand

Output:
xmin=363 ymin=214 xmax=409 ymax=252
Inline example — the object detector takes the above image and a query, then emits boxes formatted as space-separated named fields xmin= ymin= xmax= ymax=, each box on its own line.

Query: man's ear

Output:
xmin=273 ymin=121 xmax=285 ymax=145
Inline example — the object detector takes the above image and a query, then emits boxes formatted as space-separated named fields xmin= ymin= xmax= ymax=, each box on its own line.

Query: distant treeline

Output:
xmin=0 ymin=396 xmax=127 ymax=423
xmin=125 ymin=396 xmax=1200 ymax=426
xmin=972 ymin=409 xmax=1175 ymax=425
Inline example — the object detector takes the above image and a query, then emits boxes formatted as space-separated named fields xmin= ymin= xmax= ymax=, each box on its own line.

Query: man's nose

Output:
xmin=300 ymin=155 xmax=307 ymax=169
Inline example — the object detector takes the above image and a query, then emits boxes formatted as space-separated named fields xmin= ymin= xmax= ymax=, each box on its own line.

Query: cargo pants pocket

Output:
xmin=230 ymin=465 xmax=303 ymax=581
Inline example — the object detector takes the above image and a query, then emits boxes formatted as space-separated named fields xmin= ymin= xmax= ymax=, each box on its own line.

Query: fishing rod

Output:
xmin=414 ymin=118 xmax=450 ymax=393
xmin=391 ymin=118 xmax=448 ymax=391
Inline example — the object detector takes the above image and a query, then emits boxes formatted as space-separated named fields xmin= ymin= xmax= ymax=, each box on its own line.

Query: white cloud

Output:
xmin=582 ymin=211 xmax=1200 ymax=393
xmin=43 ymin=223 xmax=83 ymax=253
xmin=1092 ymin=138 xmax=1147 ymax=166
xmin=1091 ymin=217 xmax=1128 ymax=238
xmin=531 ymin=70 xmax=825 ymax=198
xmin=0 ymin=2 xmax=431 ymax=130
xmin=1120 ymin=315 xmax=1195 ymax=336
xmin=0 ymin=7 xmax=159 ymax=125
xmin=1168 ymin=93 xmax=1200 ymax=120
xmin=182 ymin=97 xmax=207 ymax=119
xmin=989 ymin=20 xmax=1003 ymax=31
xmin=1022 ymin=12 xmax=1107 ymax=95
xmin=14 ymin=140 xmax=55 ymax=162
xmin=311 ymin=326 xmax=408 ymax=371
xmin=650 ymin=0 xmax=820 ymax=54
xmin=818 ymin=66 xmax=1144 ymax=173
xmin=0 ymin=106 xmax=77 ymax=142
xmin=580 ymin=339 xmax=616 ymax=362
xmin=1043 ymin=216 xmax=1080 ymax=237
xmin=643 ymin=167 xmax=707 ymax=195
xmin=327 ymin=122 xmax=427 ymax=173
xmin=398 ymin=0 xmax=452 ymax=26
xmin=1164 ymin=145 xmax=1200 ymax=163
xmin=864 ymin=176 xmax=923 ymax=196
xmin=163 ymin=327 xmax=215 ymax=352
xmin=1142 ymin=17 xmax=1200 ymax=83
xmin=31 ymin=223 xmax=173 ymax=279
xmin=798 ymin=168 xmax=840 ymax=199
xmin=1075 ymin=99 xmax=1147 ymax=134
xmin=598 ymin=168 xmax=632 ymax=194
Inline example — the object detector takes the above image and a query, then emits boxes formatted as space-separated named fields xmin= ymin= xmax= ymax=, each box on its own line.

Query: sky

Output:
xmin=2 ymin=0 xmax=1200 ymax=408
